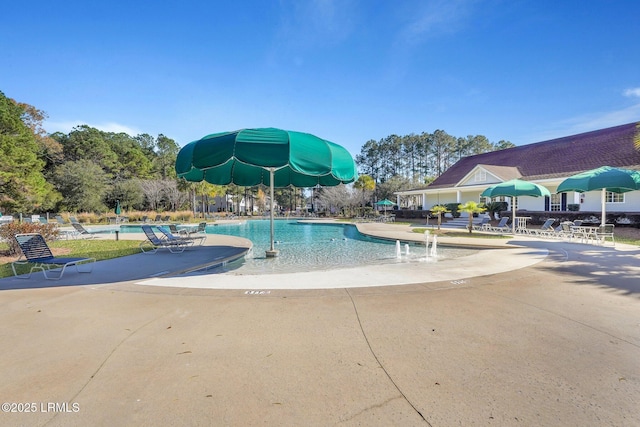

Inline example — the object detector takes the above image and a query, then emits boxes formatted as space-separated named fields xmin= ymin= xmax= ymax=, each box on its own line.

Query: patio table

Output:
xmin=571 ymin=226 xmax=600 ymax=244
xmin=515 ymin=216 xmax=532 ymax=233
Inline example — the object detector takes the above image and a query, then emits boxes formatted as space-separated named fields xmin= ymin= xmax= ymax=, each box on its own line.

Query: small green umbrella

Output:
xmin=481 ymin=179 xmax=551 ymax=234
xmin=557 ymin=166 xmax=640 ymax=226
xmin=114 ymin=200 xmax=122 ymax=224
xmin=375 ymin=199 xmax=395 ymax=216
xmin=176 ymin=128 xmax=358 ymax=257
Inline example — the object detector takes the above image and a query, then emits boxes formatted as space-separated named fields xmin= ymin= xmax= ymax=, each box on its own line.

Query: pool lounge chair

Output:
xmin=157 ymin=226 xmax=204 ymax=246
xmin=489 ymin=217 xmax=510 ymax=232
xmin=472 ymin=216 xmax=491 ymax=231
xmin=140 ymin=225 xmax=188 ymax=253
xmin=71 ymin=222 xmax=99 ymax=239
xmin=183 ymin=222 xmax=207 ymax=238
xmin=529 ymin=218 xmax=557 ymax=237
xmin=12 ymin=233 xmax=95 ymax=280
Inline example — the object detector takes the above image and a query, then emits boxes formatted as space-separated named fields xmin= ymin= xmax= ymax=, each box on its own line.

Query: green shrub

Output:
xmin=444 ymin=203 xmax=460 ymax=218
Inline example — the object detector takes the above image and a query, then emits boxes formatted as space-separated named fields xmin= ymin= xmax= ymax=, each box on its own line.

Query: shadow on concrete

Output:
xmin=510 ymin=240 xmax=640 ymax=297
xmin=0 ymin=245 xmax=248 ymax=290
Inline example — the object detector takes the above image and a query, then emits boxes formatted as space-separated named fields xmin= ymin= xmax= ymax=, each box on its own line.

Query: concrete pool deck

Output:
xmin=0 ymin=221 xmax=638 ymax=426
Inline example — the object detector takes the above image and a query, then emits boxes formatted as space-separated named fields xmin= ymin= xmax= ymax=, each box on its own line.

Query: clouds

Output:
xmin=623 ymin=87 xmax=640 ymax=98
xmin=46 ymin=120 xmax=141 ymax=136
xmin=397 ymin=0 xmax=477 ymax=45
xmin=276 ymin=0 xmax=358 ymax=48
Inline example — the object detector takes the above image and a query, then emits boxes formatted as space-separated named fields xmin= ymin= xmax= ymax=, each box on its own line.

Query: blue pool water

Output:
xmin=116 ymin=220 xmax=474 ymax=274
xmin=201 ymin=220 xmax=473 ymax=274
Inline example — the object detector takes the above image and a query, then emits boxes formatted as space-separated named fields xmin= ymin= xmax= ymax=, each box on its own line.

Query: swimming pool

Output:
xmin=200 ymin=220 xmax=474 ymax=274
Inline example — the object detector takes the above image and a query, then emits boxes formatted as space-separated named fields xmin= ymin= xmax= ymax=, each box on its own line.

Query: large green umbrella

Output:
xmin=481 ymin=179 xmax=551 ymax=234
xmin=176 ymin=128 xmax=358 ymax=257
xmin=557 ymin=166 xmax=640 ymax=226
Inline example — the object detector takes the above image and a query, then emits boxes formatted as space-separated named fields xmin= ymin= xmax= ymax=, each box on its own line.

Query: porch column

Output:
xmin=456 ymin=190 xmax=461 ymax=203
xmin=422 ymin=193 xmax=427 ymax=210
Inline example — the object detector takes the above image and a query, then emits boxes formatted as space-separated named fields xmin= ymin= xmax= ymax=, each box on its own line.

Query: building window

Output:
xmin=606 ymin=192 xmax=624 ymax=203
xmin=474 ymin=170 xmax=487 ymax=182
xmin=480 ymin=196 xmax=507 ymax=205
xmin=550 ymin=193 xmax=562 ymax=211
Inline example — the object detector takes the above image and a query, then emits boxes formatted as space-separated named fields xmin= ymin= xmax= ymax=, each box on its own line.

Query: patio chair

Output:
xmin=12 ymin=233 xmax=95 ymax=280
xmin=153 ymin=214 xmax=162 ymax=222
xmin=71 ymin=222 xmax=99 ymax=239
xmin=185 ymin=222 xmax=207 ymax=238
xmin=489 ymin=217 xmax=510 ymax=232
xmin=596 ymin=224 xmax=615 ymax=246
xmin=139 ymin=225 xmax=188 ymax=253
xmin=69 ymin=216 xmax=79 ymax=224
xmin=55 ymin=215 xmax=66 ymax=225
xmin=472 ymin=216 xmax=491 ymax=231
xmin=157 ymin=226 xmax=204 ymax=246
xmin=555 ymin=221 xmax=576 ymax=240
xmin=167 ymin=224 xmax=185 ymax=235
xmin=529 ymin=218 xmax=557 ymax=237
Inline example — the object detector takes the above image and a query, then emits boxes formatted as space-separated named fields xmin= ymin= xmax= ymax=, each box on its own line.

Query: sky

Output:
xmin=2 ymin=0 xmax=640 ymax=156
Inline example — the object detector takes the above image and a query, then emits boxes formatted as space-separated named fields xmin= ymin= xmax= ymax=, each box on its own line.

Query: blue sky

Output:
xmin=2 ymin=0 xmax=639 ymax=156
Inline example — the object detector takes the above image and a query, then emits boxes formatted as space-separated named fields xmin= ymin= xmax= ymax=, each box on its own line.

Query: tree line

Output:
xmin=1 ymin=90 xmax=514 ymax=216
xmin=356 ymin=131 xmax=514 ymax=189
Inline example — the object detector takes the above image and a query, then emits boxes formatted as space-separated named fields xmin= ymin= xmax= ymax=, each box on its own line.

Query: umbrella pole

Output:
xmin=601 ymin=188 xmax=606 ymax=226
xmin=512 ymin=197 xmax=516 ymax=234
xmin=266 ymin=169 xmax=279 ymax=257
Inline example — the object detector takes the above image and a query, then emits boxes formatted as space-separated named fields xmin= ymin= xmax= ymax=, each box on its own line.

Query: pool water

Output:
xmin=201 ymin=220 xmax=474 ymax=274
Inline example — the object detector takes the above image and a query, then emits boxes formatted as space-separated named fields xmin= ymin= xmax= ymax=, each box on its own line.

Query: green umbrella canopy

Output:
xmin=556 ymin=166 xmax=640 ymax=194
xmin=114 ymin=200 xmax=122 ymax=215
xmin=481 ymin=179 xmax=551 ymax=198
xmin=375 ymin=199 xmax=395 ymax=206
xmin=175 ymin=128 xmax=358 ymax=187
xmin=557 ymin=166 xmax=640 ymax=226
xmin=481 ymin=179 xmax=550 ymax=234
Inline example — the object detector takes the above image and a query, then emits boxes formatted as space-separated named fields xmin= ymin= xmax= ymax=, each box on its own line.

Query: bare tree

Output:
xmin=317 ymin=184 xmax=359 ymax=216
xmin=163 ymin=179 xmax=189 ymax=211
xmin=138 ymin=179 xmax=165 ymax=211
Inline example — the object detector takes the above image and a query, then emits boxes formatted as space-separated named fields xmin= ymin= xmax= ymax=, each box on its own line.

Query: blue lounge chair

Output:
xmin=140 ymin=225 xmax=188 ymax=253
xmin=12 ymin=233 xmax=95 ymax=280
xmin=71 ymin=222 xmax=99 ymax=239
xmin=489 ymin=217 xmax=510 ymax=232
xmin=157 ymin=226 xmax=203 ymax=246
xmin=472 ymin=216 xmax=491 ymax=231
xmin=529 ymin=218 xmax=557 ymax=237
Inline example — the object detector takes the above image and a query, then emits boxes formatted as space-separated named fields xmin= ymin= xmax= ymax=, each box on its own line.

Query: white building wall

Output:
xmin=575 ymin=191 xmax=640 ymax=213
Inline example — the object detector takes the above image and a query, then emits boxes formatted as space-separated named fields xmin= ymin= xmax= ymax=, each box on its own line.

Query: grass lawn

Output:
xmin=0 ymin=239 xmax=141 ymax=279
